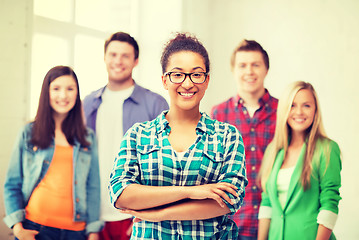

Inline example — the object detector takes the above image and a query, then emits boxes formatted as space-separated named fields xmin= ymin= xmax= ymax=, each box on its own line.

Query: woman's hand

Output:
xmin=88 ymin=232 xmax=100 ymax=240
xmin=186 ymin=182 xmax=238 ymax=207
xmin=13 ymin=222 xmax=39 ymax=240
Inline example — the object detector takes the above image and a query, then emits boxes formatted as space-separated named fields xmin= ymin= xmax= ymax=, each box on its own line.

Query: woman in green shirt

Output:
xmin=258 ymin=81 xmax=342 ymax=240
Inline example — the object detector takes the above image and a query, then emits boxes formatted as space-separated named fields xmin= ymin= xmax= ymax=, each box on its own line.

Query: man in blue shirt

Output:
xmin=83 ymin=32 xmax=168 ymax=240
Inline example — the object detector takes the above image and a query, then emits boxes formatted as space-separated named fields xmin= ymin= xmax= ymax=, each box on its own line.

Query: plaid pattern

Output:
xmin=211 ymin=90 xmax=277 ymax=237
xmin=109 ymin=112 xmax=247 ymax=239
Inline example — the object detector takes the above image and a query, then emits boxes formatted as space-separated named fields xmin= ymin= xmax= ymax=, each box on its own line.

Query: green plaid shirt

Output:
xmin=109 ymin=111 xmax=247 ymax=239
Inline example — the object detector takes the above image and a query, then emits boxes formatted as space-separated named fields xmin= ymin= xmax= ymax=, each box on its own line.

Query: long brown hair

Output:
xmin=259 ymin=81 xmax=328 ymax=191
xmin=31 ymin=66 xmax=89 ymax=148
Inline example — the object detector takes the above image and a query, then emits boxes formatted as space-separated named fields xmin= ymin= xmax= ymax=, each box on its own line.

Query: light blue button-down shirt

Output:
xmin=83 ymin=82 xmax=169 ymax=135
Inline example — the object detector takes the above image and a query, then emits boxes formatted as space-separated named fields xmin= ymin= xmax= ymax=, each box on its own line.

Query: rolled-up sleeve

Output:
xmin=317 ymin=141 xmax=342 ymax=227
xmin=109 ymin=125 xmax=141 ymax=207
xmin=85 ymin=130 xmax=103 ymax=233
xmin=220 ymin=126 xmax=248 ymax=214
xmin=318 ymin=141 xmax=341 ymax=213
xmin=3 ymin=127 xmax=27 ymax=228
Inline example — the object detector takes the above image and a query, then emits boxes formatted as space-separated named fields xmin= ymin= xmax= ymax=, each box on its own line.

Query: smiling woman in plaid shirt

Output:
xmin=109 ymin=33 xmax=248 ymax=239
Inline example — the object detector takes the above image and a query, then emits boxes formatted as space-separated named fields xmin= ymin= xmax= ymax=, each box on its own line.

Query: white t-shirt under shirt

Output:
xmin=258 ymin=166 xmax=294 ymax=220
xmin=244 ymin=105 xmax=259 ymax=118
xmin=258 ymin=165 xmax=337 ymax=230
xmin=276 ymin=166 xmax=295 ymax=209
xmin=96 ymin=86 xmax=134 ymax=221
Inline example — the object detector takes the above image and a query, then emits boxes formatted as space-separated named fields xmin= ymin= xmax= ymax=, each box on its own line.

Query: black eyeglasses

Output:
xmin=164 ymin=72 xmax=208 ymax=84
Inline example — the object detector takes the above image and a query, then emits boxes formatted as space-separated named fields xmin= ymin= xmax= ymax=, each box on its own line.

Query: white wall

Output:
xmin=134 ymin=0 xmax=183 ymax=102
xmin=1 ymin=0 xmax=358 ymax=239
xmin=0 ymin=0 xmax=32 ymax=239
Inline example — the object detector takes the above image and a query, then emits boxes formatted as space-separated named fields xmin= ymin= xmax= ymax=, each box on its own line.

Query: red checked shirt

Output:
xmin=211 ymin=89 xmax=278 ymax=237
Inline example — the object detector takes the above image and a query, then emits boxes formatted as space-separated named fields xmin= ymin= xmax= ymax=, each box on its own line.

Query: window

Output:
xmin=30 ymin=0 xmax=134 ymax=118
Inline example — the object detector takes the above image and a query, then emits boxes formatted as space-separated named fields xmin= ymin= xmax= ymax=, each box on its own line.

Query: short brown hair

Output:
xmin=230 ymin=39 xmax=269 ymax=70
xmin=104 ymin=32 xmax=139 ymax=59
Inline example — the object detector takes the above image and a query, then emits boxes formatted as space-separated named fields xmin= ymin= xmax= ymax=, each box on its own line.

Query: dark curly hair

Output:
xmin=160 ymin=32 xmax=210 ymax=74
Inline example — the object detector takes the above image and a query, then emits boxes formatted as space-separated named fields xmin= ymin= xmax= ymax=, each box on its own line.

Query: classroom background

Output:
xmin=1 ymin=0 xmax=358 ymax=239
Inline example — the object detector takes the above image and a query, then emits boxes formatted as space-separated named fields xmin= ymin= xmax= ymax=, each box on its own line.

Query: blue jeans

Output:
xmin=238 ymin=235 xmax=257 ymax=240
xmin=15 ymin=219 xmax=86 ymax=240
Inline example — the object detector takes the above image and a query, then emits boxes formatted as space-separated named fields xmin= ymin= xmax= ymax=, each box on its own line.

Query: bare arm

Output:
xmin=120 ymin=198 xmax=231 ymax=222
xmin=315 ymin=224 xmax=332 ymax=240
xmin=257 ymin=218 xmax=271 ymax=240
xmin=116 ymin=184 xmax=187 ymax=210
xmin=116 ymin=182 xmax=238 ymax=210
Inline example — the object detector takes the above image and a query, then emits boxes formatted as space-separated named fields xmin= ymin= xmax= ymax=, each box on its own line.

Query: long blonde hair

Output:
xmin=259 ymin=81 xmax=327 ymax=191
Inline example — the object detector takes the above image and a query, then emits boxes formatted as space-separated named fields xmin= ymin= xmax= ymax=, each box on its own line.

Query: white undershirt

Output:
xmin=259 ymin=165 xmax=338 ymax=230
xmin=277 ymin=166 xmax=295 ymax=209
xmin=96 ymin=86 xmax=134 ymax=221
xmin=245 ymin=105 xmax=259 ymax=118
xmin=175 ymin=151 xmax=186 ymax=160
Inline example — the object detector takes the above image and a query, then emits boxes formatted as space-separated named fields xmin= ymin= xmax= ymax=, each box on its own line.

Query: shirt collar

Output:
xmin=155 ymin=111 xmax=170 ymax=134
xmin=127 ymin=81 xmax=143 ymax=104
xmin=196 ymin=112 xmax=216 ymax=135
xmin=155 ymin=111 xmax=215 ymax=135
xmin=236 ymin=89 xmax=271 ymax=109
xmin=95 ymin=86 xmax=106 ymax=99
xmin=96 ymin=80 xmax=139 ymax=102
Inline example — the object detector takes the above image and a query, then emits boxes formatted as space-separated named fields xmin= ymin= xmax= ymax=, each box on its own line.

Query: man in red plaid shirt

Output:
xmin=211 ymin=40 xmax=278 ymax=240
